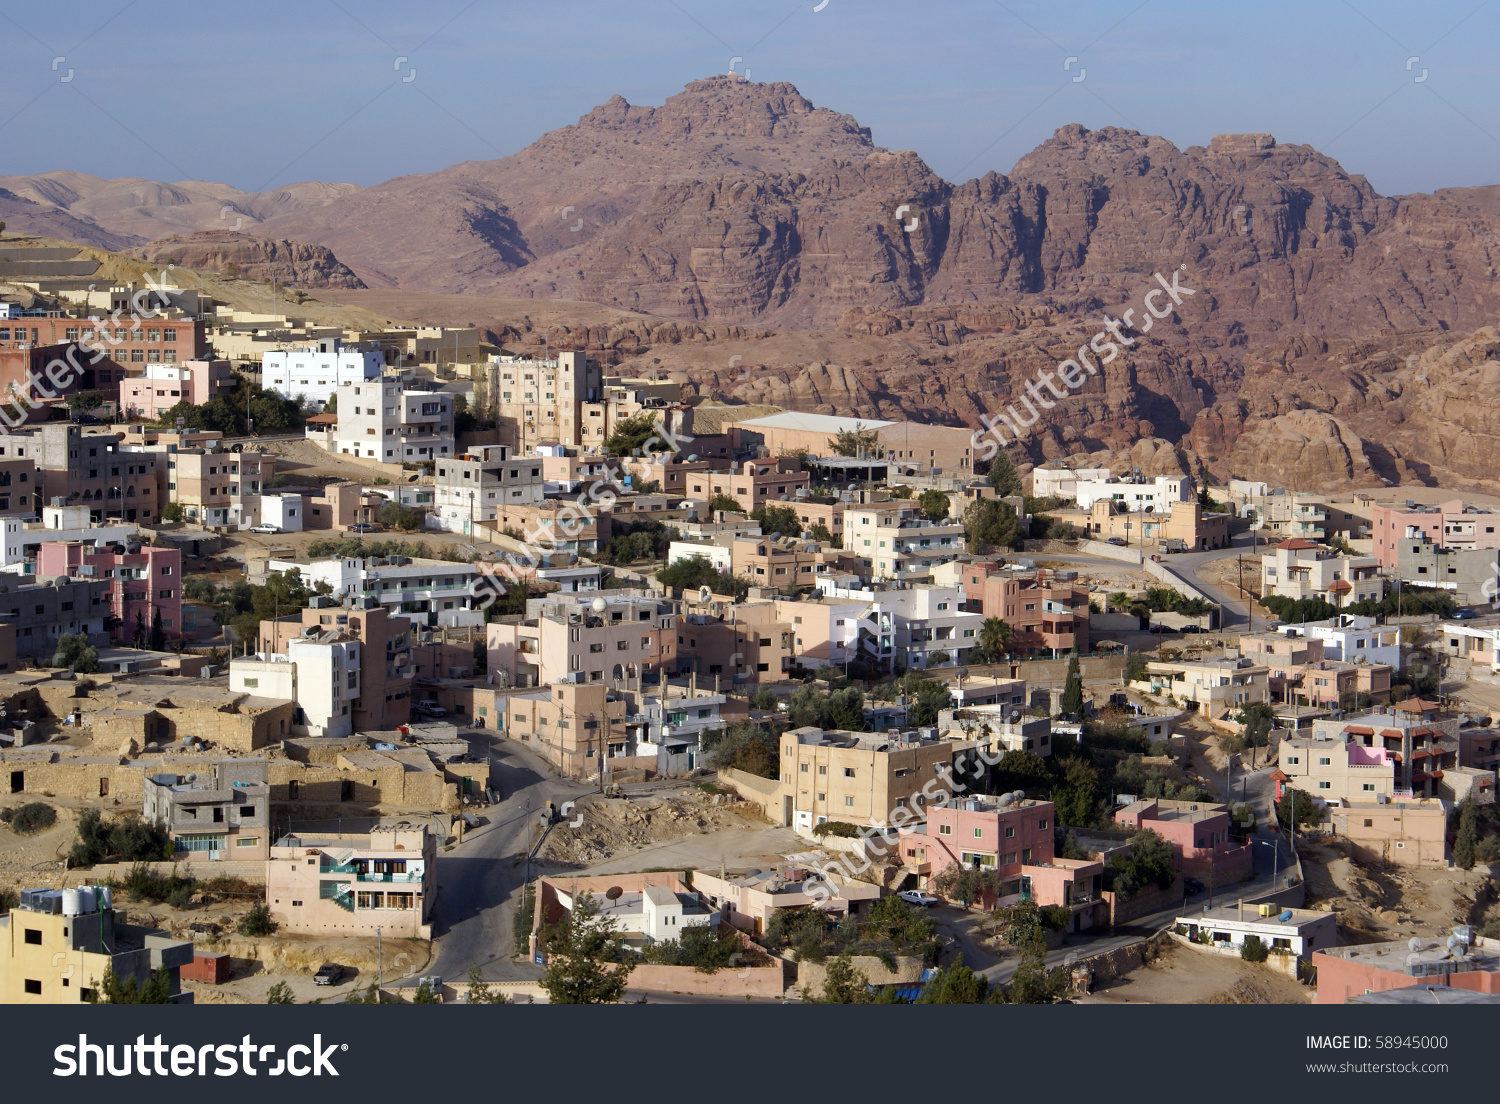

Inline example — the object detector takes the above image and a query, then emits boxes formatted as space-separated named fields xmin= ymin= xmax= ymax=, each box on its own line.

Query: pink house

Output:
xmin=37 ymin=540 xmax=183 ymax=643
xmin=1371 ymin=499 xmax=1500 ymax=569
xmin=120 ymin=359 xmax=235 ymax=422
xmin=899 ymin=797 xmax=1105 ymax=930
xmin=1113 ymin=798 xmax=1252 ymax=884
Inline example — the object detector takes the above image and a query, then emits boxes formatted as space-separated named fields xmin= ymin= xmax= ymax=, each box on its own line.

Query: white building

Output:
xmin=1074 ymin=474 xmax=1194 ymax=511
xmin=268 ymin=556 xmax=484 ymax=628
xmin=1274 ymin=614 xmax=1400 ymax=668
xmin=258 ymin=493 xmax=304 ymax=533
xmin=228 ymin=632 xmax=361 ymax=738
xmin=1261 ymin=539 xmax=1383 ymax=608
xmin=624 ymin=684 xmax=727 ymax=774
xmin=1 ymin=506 xmax=135 ymax=567
xmin=1031 ymin=465 xmax=1111 ymax=501
xmin=667 ymin=540 xmax=732 ymax=573
xmin=555 ymin=882 xmax=714 ymax=945
xmin=808 ymin=580 xmax=982 ymax=670
xmin=328 ymin=379 xmax=454 ymax=465
xmin=261 ymin=341 xmax=383 ymax=407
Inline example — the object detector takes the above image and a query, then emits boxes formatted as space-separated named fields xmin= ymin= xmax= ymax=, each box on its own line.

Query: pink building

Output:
xmin=1371 ymin=499 xmax=1500 ymax=569
xmin=37 ymin=540 xmax=183 ymax=643
xmin=899 ymin=797 xmax=1105 ymax=930
xmin=120 ymin=359 xmax=235 ymax=421
xmin=1114 ymin=798 xmax=1252 ymax=883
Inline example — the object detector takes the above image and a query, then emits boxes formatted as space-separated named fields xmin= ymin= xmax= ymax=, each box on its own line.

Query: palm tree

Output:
xmin=978 ymin=617 xmax=1012 ymax=662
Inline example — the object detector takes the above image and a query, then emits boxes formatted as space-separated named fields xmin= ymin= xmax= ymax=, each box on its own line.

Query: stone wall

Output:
xmin=717 ymin=767 xmax=780 ymax=821
xmin=796 ymin=954 xmax=925 ymax=992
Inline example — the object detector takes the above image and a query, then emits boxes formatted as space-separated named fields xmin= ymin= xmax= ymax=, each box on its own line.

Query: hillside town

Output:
xmin=0 ymin=265 xmax=1497 ymax=1008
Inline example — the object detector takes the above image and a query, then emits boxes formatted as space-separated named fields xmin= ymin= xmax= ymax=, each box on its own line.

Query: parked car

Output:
xmin=1452 ymin=608 xmax=1479 ymax=620
xmin=1183 ymin=878 xmax=1205 ymax=896
xmin=1180 ymin=625 xmax=1204 ymax=634
xmin=313 ymin=963 xmax=344 ymax=986
xmin=1149 ymin=624 xmax=1175 ymax=634
xmin=1105 ymin=537 xmax=1127 ymax=546
xmin=415 ymin=701 xmax=448 ymax=718
xmin=349 ymin=522 xmax=383 ymax=533
xmin=898 ymin=890 xmax=940 ymax=907
xmin=247 ymin=523 xmax=280 ymax=534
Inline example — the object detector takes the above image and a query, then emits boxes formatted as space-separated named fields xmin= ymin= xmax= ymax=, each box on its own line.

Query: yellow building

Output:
xmin=0 ymin=888 xmax=193 ymax=1003
xmin=777 ymin=726 xmax=966 ymax=833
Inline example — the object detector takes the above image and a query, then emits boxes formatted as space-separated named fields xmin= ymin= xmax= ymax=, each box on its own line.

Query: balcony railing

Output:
xmin=356 ymin=871 xmax=421 ymax=883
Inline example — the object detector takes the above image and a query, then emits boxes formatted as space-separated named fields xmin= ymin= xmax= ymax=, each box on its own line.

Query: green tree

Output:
xmin=149 ymin=607 xmax=166 ymax=652
xmin=160 ymin=502 xmax=185 ymax=523
xmin=749 ymin=685 xmax=779 ymax=711
xmin=1104 ymin=829 xmax=1176 ymax=899
xmin=1050 ymin=756 xmax=1100 ymax=827
xmin=541 ymin=892 xmax=635 ymax=1004
xmin=67 ymin=390 xmax=111 ymax=415
xmin=1237 ymin=702 xmax=1275 ymax=767
xmin=918 ymin=489 xmax=951 ymax=521
xmin=702 ymin=722 xmax=778 ymax=778
xmin=932 ymin=864 xmax=999 ymax=908
xmin=827 ymin=423 xmax=881 ymax=458
xmin=1276 ymin=788 xmax=1322 ymax=830
xmin=708 ymin=492 xmax=742 ymax=514
xmin=1059 ymin=653 xmax=1084 ymax=715
xmin=90 ymin=966 xmax=173 ymax=1004
xmin=465 ymin=963 xmax=508 ymax=1004
xmin=750 ymin=504 xmax=802 ymax=538
xmin=656 ymin=555 xmax=748 ymax=600
xmin=975 ymin=616 xmax=1012 ymax=662
xmin=238 ymin=902 xmax=277 ymax=936
xmin=915 ymin=964 xmax=989 ymax=1003
xmin=602 ymin=411 xmax=662 ymax=457
xmin=1240 ymin=935 xmax=1269 ymax=962
xmin=53 ymin=632 xmax=99 ymax=674
xmin=962 ymin=498 xmax=1019 ymax=554
xmin=1454 ymin=797 xmax=1478 ymax=870
xmin=810 ymin=952 xmax=872 ymax=1003
xmin=1002 ymin=931 xmax=1066 ymax=1003
xmin=987 ymin=451 xmax=1022 ymax=496
xmin=265 ymin=981 xmax=295 ymax=1004
xmin=411 ymin=979 xmax=441 ymax=1004
xmin=377 ymin=501 xmax=424 ymax=531
xmin=1123 ymin=650 xmax=1149 ymax=683
xmin=806 ymin=521 xmax=838 ymax=547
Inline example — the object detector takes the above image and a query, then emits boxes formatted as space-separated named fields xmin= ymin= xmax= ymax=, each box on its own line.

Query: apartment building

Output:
xmin=165 ymin=446 xmax=272 ymax=528
xmin=0 ymin=573 xmax=108 ymax=657
xmin=1072 ymin=473 xmax=1194 ymax=511
xmin=1072 ymin=498 xmax=1230 ymax=550
xmin=23 ymin=424 xmax=161 ymax=523
xmin=1240 ymin=633 xmax=1391 ymax=706
xmin=960 ymin=564 xmax=1090 ymax=655
xmin=1394 ymin=537 xmax=1500 ymax=604
xmin=142 ymin=759 xmax=270 ymax=861
xmin=843 ymin=501 xmax=966 ymax=580
xmin=0 ymin=454 xmax=37 ymax=520
xmin=775 ymin=594 xmax=868 ymax=670
xmin=1115 ymin=797 xmax=1251 ymax=883
xmin=487 ymin=590 xmax=678 ymax=688
xmin=23 ymin=314 xmax=207 ymax=364
xmin=776 ymin=726 xmax=965 ymax=832
xmin=676 ymin=598 xmax=793 ymax=683
xmin=489 ymin=350 xmax=604 ymax=452
xmin=229 ymin=630 xmax=362 ymax=739
xmin=0 ymin=888 xmax=193 ymax=1003
xmin=627 ymin=451 xmax=713 ymax=496
xmin=37 ymin=539 xmax=182 ymax=643
xmin=1372 ymin=498 xmax=1500 ymax=569
xmin=329 ymin=379 xmax=453 ymax=464
xmin=270 ymin=555 xmax=483 ymax=629
xmin=1329 ymin=798 xmax=1448 ymax=867
xmin=690 ymin=458 xmax=810 ymax=512
xmin=261 ymin=341 xmax=383 ymax=407
xmin=431 ymin=445 xmax=546 ymax=534
xmin=1261 ymin=539 xmax=1383 ymax=607
xmin=258 ymin=597 xmax=413 ymax=730
xmin=0 ymin=505 xmax=133 ymax=568
xmin=266 ymin=824 xmax=434 ymax=938
xmin=504 ymin=681 xmax=630 ymax=779
xmin=1133 ymin=655 xmax=1269 ymax=712
xmin=1030 ymin=465 xmax=1113 ymax=499
xmin=621 ymin=681 xmax=727 ymax=772
xmin=119 ymin=358 xmax=235 ymax=420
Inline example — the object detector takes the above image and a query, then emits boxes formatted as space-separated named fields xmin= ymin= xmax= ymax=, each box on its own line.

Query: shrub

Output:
xmin=123 ymin=864 xmax=195 ymax=905
xmin=238 ymin=902 xmax=277 ymax=937
xmin=1240 ymin=935 xmax=1269 ymax=963
xmin=266 ymin=982 xmax=295 ymax=1005
xmin=10 ymin=802 xmax=56 ymax=835
xmin=810 ymin=820 xmax=861 ymax=839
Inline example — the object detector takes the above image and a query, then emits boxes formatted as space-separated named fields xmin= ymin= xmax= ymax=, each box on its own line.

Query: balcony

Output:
xmin=356 ymin=871 xmax=421 ymax=884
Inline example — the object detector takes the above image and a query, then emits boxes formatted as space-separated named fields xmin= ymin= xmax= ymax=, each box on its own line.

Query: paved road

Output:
xmin=418 ymin=733 xmax=594 ymax=984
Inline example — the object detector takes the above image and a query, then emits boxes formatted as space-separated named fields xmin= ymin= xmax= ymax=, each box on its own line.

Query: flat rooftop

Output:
xmin=1182 ymin=905 xmax=1333 ymax=929
xmin=1317 ymin=939 xmax=1499 ymax=972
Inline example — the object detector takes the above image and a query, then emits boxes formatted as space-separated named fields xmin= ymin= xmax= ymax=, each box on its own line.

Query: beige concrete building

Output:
xmin=0 ymin=889 xmax=193 ymax=1003
xmin=266 ymin=824 xmax=434 ymax=938
xmin=489 ymin=351 xmax=604 ymax=453
xmin=776 ymin=726 xmax=966 ymax=833
xmin=487 ymin=589 xmax=678 ymax=689
xmin=1261 ymin=539 xmax=1383 ymax=607
xmin=1329 ymin=798 xmax=1448 ymax=866
xmin=689 ymin=458 xmax=810 ymax=512
xmin=166 ymin=446 xmax=273 ymax=528
xmin=724 ymin=411 xmax=975 ymax=475
xmin=843 ymin=500 xmax=965 ymax=580
xmin=503 ymin=681 xmax=630 ymax=778
xmin=1132 ymin=656 xmax=1270 ymax=713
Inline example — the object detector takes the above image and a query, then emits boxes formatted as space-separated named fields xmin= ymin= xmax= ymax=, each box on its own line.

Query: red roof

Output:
xmin=1343 ymin=725 xmax=1374 ymax=736
xmin=1328 ymin=580 xmax=1352 ymax=593
xmin=305 ymin=411 xmax=338 ymax=424
xmin=1393 ymin=698 xmax=1441 ymax=713
xmin=1276 ymin=538 xmax=1320 ymax=550
xmin=1269 ymin=768 xmax=1288 ymax=782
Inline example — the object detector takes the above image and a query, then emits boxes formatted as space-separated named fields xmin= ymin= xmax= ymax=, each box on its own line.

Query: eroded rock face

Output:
xmin=139 ymin=231 xmax=365 ymax=288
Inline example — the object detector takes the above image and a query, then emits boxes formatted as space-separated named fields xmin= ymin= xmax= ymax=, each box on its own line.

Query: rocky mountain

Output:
xmin=14 ymin=76 xmax=1500 ymax=492
xmin=139 ymin=231 xmax=365 ymax=289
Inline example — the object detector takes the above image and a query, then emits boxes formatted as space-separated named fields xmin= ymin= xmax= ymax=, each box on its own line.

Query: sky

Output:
xmin=1 ymin=0 xmax=1497 ymax=197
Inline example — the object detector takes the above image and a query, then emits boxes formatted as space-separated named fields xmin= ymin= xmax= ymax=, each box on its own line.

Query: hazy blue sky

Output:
xmin=1 ymin=0 xmax=1496 ymax=196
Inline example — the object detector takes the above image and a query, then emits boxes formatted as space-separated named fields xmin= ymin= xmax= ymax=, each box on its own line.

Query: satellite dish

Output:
xmin=591 ymin=597 xmax=608 ymax=613
xmin=697 ymin=585 xmax=712 ymax=603
xmin=605 ymin=886 xmax=624 ymax=902
xmin=1409 ymin=937 xmax=1422 ymax=952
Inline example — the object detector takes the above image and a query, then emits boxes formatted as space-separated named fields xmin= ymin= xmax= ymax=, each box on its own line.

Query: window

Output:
xmin=1317 ymin=781 xmax=1331 ymax=790
xmin=1005 ymin=826 xmax=1014 ymax=838
xmin=843 ymin=796 xmax=854 ymax=807
xmin=24 ymin=979 xmax=41 ymax=995
xmin=973 ymin=827 xmax=983 ymax=838
xmin=938 ymin=824 xmax=952 ymax=835
xmin=843 ymin=767 xmax=855 ymax=778
xmin=23 ymin=929 xmax=41 ymax=945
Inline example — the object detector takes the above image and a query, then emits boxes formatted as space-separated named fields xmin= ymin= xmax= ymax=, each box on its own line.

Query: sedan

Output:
xmin=898 ymin=890 xmax=940 ymax=907
xmin=349 ymin=523 xmax=383 ymax=534
xmin=1183 ymin=878 xmax=1205 ymax=896
xmin=247 ymin=524 xmax=280 ymax=534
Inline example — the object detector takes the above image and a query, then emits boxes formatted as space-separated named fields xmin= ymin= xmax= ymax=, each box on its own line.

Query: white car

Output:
xmin=898 ymin=890 xmax=939 ymax=907
xmin=415 ymin=702 xmax=448 ymax=718
xmin=248 ymin=524 xmax=280 ymax=534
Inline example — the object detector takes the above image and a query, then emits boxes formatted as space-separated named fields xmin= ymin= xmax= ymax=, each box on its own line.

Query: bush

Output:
xmin=10 ymin=802 xmax=56 ymax=835
xmin=123 ymin=864 xmax=195 ymax=905
xmin=1240 ymin=935 xmax=1269 ymax=962
xmin=68 ymin=809 xmax=172 ymax=868
xmin=810 ymin=820 xmax=861 ymax=839
xmin=238 ymin=902 xmax=277 ymax=936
